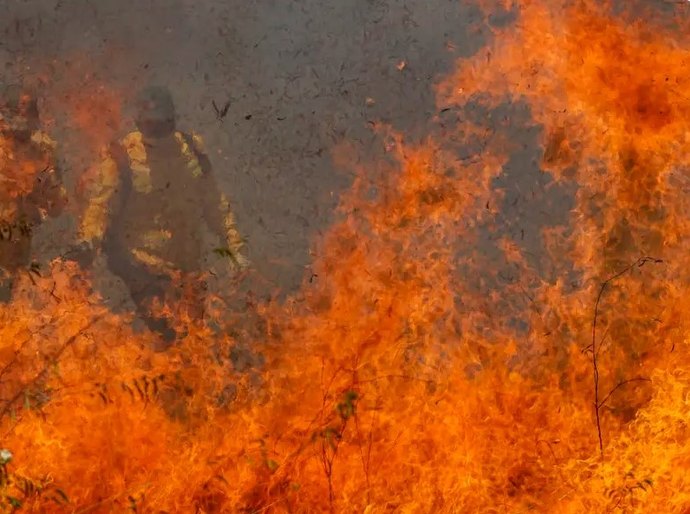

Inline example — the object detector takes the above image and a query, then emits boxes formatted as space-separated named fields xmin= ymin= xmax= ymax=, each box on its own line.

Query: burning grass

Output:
xmin=2 ymin=0 xmax=690 ymax=512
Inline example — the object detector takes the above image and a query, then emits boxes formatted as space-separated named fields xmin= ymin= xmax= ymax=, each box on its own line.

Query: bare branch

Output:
xmin=0 ymin=314 xmax=104 ymax=421
xmin=591 ymin=256 xmax=662 ymax=457
xmin=598 ymin=377 xmax=651 ymax=410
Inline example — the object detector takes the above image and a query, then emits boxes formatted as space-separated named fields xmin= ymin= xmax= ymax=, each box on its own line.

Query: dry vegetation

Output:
xmin=2 ymin=0 xmax=690 ymax=512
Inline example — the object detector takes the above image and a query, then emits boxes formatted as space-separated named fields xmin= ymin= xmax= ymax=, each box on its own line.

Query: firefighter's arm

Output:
xmin=181 ymin=133 xmax=249 ymax=269
xmin=204 ymin=169 xmax=250 ymax=270
xmin=77 ymin=147 xmax=119 ymax=249
xmin=214 ymin=190 xmax=250 ymax=270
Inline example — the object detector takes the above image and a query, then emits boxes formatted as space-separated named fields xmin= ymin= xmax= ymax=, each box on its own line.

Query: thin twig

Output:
xmin=72 ymin=483 xmax=151 ymax=514
xmin=598 ymin=377 xmax=651 ymax=410
xmin=349 ymin=361 xmax=372 ymax=501
xmin=591 ymin=256 xmax=662 ymax=457
xmin=0 ymin=333 xmax=36 ymax=382
xmin=0 ymin=315 xmax=104 ymax=421
xmin=596 ymin=326 xmax=612 ymax=357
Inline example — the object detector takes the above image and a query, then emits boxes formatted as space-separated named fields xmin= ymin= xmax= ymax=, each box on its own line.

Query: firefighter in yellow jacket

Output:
xmin=75 ymin=86 xmax=248 ymax=346
xmin=0 ymin=84 xmax=67 ymax=302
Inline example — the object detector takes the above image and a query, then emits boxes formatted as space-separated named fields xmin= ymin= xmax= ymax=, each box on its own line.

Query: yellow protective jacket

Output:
xmin=78 ymin=130 xmax=246 ymax=274
xmin=0 ymin=130 xmax=67 ymax=274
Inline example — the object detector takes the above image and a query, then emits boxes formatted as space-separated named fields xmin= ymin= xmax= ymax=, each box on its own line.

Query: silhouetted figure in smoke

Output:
xmin=74 ymin=86 xmax=248 ymax=349
xmin=0 ymin=84 xmax=67 ymax=302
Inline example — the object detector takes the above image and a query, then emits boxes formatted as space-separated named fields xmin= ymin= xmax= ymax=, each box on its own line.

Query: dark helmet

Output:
xmin=135 ymin=86 xmax=176 ymax=137
xmin=0 ymin=84 xmax=40 ymax=136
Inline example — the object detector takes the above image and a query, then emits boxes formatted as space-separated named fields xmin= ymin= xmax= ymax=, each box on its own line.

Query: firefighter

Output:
xmin=0 ymin=84 xmax=67 ymax=302
xmin=73 ymin=85 xmax=249 ymax=348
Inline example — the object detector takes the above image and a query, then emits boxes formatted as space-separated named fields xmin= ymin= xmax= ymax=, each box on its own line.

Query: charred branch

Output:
xmin=590 ymin=256 xmax=662 ymax=458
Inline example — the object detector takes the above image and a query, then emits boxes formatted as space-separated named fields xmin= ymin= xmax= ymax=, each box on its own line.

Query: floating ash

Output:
xmin=1 ymin=1 xmax=690 ymax=513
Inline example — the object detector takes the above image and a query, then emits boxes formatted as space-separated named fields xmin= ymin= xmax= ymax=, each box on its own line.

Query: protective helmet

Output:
xmin=135 ymin=86 xmax=176 ymax=137
xmin=0 ymin=84 xmax=39 ymax=136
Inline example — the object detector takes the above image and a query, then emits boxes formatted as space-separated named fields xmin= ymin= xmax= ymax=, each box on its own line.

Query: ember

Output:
xmin=1 ymin=0 xmax=690 ymax=512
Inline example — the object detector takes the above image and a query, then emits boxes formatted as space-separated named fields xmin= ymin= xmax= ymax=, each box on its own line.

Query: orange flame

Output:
xmin=2 ymin=1 xmax=690 ymax=512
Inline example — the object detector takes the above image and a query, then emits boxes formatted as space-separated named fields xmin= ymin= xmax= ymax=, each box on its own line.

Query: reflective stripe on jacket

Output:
xmin=78 ymin=131 xmax=245 ymax=272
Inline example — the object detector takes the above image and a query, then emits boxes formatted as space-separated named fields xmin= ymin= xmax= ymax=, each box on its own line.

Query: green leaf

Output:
xmin=213 ymin=247 xmax=233 ymax=258
xmin=322 ymin=427 xmax=339 ymax=450
xmin=336 ymin=390 xmax=358 ymax=420
xmin=266 ymin=459 xmax=279 ymax=472
xmin=6 ymin=497 xmax=21 ymax=508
